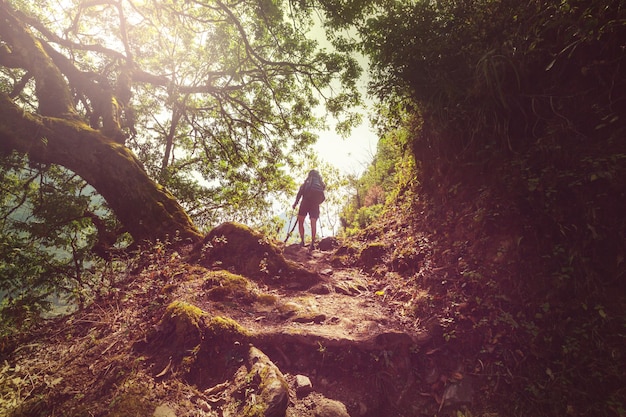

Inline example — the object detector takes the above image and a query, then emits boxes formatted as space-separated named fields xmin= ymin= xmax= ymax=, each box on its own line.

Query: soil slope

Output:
xmin=0 ymin=222 xmax=463 ymax=417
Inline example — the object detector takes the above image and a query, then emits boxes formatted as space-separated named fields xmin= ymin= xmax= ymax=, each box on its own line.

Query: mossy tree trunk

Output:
xmin=0 ymin=93 xmax=201 ymax=243
xmin=0 ymin=2 xmax=201 ymax=244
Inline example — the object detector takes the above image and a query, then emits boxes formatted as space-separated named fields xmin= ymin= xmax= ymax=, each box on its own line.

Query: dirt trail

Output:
xmin=197 ymin=241 xmax=435 ymax=417
xmin=165 ymin=229 xmax=437 ymax=416
xmin=243 ymin=244 xmax=420 ymax=344
xmin=0 ymin=226 xmax=453 ymax=417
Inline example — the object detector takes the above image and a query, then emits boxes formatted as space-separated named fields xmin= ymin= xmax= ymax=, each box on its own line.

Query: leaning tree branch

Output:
xmin=113 ymin=0 xmax=134 ymax=62
xmin=9 ymin=72 xmax=33 ymax=98
xmin=13 ymin=6 xmax=127 ymax=62
xmin=0 ymin=1 xmax=76 ymax=118
xmin=214 ymin=0 xmax=317 ymax=72
xmin=0 ymin=92 xmax=201 ymax=243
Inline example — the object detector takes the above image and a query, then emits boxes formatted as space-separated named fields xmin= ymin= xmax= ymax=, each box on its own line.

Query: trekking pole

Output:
xmin=284 ymin=209 xmax=297 ymax=243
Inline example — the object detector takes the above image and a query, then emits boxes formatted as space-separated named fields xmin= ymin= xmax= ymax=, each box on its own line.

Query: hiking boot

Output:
xmin=309 ymin=242 xmax=315 ymax=251
xmin=300 ymin=240 xmax=305 ymax=247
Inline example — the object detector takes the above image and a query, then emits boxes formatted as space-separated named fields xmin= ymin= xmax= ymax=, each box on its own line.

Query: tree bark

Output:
xmin=0 ymin=93 xmax=202 ymax=244
xmin=0 ymin=2 xmax=201 ymax=244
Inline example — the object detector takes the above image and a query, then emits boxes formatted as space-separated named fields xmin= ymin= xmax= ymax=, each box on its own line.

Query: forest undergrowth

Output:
xmin=347 ymin=147 xmax=626 ymax=416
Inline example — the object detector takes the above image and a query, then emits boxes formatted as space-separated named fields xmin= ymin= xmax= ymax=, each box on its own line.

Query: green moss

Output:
xmin=242 ymin=403 xmax=267 ymax=417
xmin=330 ymin=241 xmax=360 ymax=266
xmin=364 ymin=242 xmax=386 ymax=250
xmin=207 ymin=316 xmax=250 ymax=339
xmin=164 ymin=300 xmax=204 ymax=326
xmin=204 ymin=270 xmax=255 ymax=301
xmin=161 ymin=301 xmax=205 ymax=339
xmin=181 ymin=345 xmax=200 ymax=373
xmin=358 ymin=242 xmax=387 ymax=269
xmin=202 ymin=223 xmax=285 ymax=277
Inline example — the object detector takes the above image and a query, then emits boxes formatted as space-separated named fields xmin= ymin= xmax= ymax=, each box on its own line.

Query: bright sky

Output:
xmin=306 ymin=17 xmax=379 ymax=176
xmin=313 ymin=118 xmax=378 ymax=176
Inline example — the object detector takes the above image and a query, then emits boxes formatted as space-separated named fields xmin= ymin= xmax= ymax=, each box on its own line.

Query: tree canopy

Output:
xmin=338 ymin=0 xmax=625 ymax=166
xmin=0 ymin=0 xmax=361 ymax=238
xmin=0 ymin=0 xmax=361 ymax=319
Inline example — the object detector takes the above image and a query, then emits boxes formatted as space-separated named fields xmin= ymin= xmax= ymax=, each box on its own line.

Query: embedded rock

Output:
xmin=246 ymin=346 xmax=290 ymax=417
xmin=295 ymin=374 xmax=313 ymax=397
xmin=314 ymin=398 xmax=350 ymax=417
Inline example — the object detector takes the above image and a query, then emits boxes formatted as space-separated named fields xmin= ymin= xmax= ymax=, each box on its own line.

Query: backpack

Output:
xmin=302 ymin=172 xmax=326 ymax=204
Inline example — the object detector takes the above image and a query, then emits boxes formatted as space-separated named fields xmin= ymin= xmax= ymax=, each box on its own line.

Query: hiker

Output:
xmin=292 ymin=169 xmax=326 ymax=249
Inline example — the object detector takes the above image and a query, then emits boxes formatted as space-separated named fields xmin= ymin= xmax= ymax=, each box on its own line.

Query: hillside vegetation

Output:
xmin=1 ymin=1 xmax=625 ymax=416
xmin=339 ymin=0 xmax=626 ymax=414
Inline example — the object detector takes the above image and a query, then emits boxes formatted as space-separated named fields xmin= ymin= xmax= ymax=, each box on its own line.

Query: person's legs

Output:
xmin=309 ymin=203 xmax=320 ymax=249
xmin=310 ymin=217 xmax=317 ymax=249
xmin=297 ymin=200 xmax=313 ymax=246
xmin=297 ymin=215 xmax=306 ymax=245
